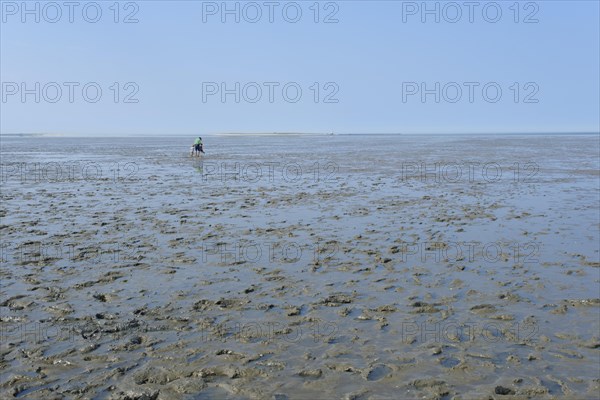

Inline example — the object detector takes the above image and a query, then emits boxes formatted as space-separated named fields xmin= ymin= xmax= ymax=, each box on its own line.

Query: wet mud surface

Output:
xmin=1 ymin=134 xmax=599 ymax=399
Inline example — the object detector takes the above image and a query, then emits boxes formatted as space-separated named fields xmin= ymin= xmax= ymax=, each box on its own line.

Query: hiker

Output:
xmin=192 ymin=136 xmax=204 ymax=157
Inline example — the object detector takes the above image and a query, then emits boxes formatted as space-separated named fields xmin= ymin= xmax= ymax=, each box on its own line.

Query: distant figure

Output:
xmin=191 ymin=136 xmax=204 ymax=157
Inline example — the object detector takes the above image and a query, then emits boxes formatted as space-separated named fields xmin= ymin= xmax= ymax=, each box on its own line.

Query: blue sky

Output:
xmin=1 ymin=0 xmax=599 ymax=135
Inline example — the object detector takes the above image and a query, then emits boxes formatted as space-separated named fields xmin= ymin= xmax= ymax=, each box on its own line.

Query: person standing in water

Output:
xmin=192 ymin=136 xmax=204 ymax=157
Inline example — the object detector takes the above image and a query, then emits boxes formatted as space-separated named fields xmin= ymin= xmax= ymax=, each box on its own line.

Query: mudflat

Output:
xmin=1 ymin=134 xmax=599 ymax=399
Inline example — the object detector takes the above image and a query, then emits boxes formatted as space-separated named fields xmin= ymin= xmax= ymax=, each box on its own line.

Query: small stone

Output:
xmin=495 ymin=386 xmax=515 ymax=395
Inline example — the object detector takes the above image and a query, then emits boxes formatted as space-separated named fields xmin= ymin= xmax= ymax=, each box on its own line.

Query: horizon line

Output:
xmin=1 ymin=131 xmax=599 ymax=138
